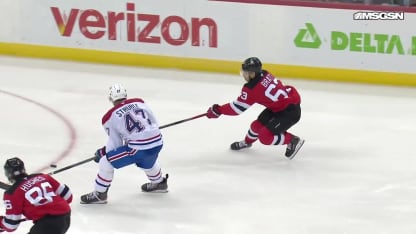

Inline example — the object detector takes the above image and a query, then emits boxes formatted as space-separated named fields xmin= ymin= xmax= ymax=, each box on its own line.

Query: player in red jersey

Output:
xmin=0 ymin=157 xmax=72 ymax=234
xmin=206 ymin=57 xmax=305 ymax=159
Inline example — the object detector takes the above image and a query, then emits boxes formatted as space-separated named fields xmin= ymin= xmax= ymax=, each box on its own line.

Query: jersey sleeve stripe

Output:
xmin=62 ymin=190 xmax=73 ymax=201
xmin=230 ymin=100 xmax=252 ymax=114
xmin=234 ymin=100 xmax=251 ymax=109
xmin=128 ymin=136 xmax=162 ymax=146
xmin=57 ymin=184 xmax=72 ymax=200
xmin=128 ymin=134 xmax=161 ymax=142
xmin=56 ymin=184 xmax=65 ymax=194
xmin=230 ymin=102 xmax=246 ymax=114
xmin=2 ymin=215 xmax=21 ymax=231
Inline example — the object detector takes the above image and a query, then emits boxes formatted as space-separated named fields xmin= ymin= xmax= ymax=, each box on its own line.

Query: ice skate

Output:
xmin=230 ymin=141 xmax=252 ymax=150
xmin=285 ymin=136 xmax=305 ymax=160
xmin=141 ymin=174 xmax=169 ymax=193
xmin=80 ymin=190 xmax=108 ymax=204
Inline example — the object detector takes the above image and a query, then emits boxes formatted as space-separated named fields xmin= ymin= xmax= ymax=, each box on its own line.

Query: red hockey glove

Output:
xmin=206 ymin=104 xmax=222 ymax=119
xmin=94 ymin=146 xmax=106 ymax=163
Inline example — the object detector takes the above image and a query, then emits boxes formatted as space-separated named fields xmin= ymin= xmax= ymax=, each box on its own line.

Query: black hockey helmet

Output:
xmin=4 ymin=157 xmax=27 ymax=183
xmin=241 ymin=57 xmax=262 ymax=73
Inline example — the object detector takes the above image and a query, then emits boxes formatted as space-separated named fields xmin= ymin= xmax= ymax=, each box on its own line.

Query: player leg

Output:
xmin=230 ymin=108 xmax=273 ymax=150
xmin=80 ymin=145 xmax=136 ymax=204
xmin=80 ymin=156 xmax=113 ymax=204
xmin=134 ymin=145 xmax=168 ymax=192
xmin=28 ymin=212 xmax=71 ymax=234
xmin=262 ymin=104 xmax=304 ymax=159
xmin=230 ymin=120 xmax=262 ymax=150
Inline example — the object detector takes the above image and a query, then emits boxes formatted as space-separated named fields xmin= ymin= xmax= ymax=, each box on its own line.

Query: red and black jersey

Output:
xmin=219 ymin=70 xmax=301 ymax=115
xmin=0 ymin=174 xmax=72 ymax=232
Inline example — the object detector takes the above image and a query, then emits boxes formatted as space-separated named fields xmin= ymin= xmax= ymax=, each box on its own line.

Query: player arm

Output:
xmin=1 ymin=195 xmax=23 ymax=232
xmin=219 ymin=99 xmax=252 ymax=116
xmin=0 ymin=215 xmax=22 ymax=232
xmin=207 ymin=89 xmax=253 ymax=118
xmin=46 ymin=175 xmax=73 ymax=204
xmin=55 ymin=184 xmax=73 ymax=204
xmin=220 ymin=88 xmax=254 ymax=115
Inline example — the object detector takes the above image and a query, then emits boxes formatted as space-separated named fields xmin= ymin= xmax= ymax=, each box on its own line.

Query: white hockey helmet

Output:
xmin=108 ymin=83 xmax=127 ymax=103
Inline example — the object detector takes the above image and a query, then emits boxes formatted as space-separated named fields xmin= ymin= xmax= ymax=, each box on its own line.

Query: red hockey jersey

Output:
xmin=219 ymin=71 xmax=301 ymax=115
xmin=0 ymin=174 xmax=72 ymax=232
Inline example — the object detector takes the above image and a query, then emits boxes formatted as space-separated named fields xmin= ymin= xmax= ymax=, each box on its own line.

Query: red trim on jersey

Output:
xmin=130 ymin=134 xmax=162 ymax=142
xmin=101 ymin=98 xmax=145 ymax=125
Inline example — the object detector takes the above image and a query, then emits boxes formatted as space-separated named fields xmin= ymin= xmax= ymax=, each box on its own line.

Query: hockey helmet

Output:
xmin=241 ymin=57 xmax=262 ymax=73
xmin=109 ymin=84 xmax=127 ymax=103
xmin=4 ymin=157 xmax=27 ymax=183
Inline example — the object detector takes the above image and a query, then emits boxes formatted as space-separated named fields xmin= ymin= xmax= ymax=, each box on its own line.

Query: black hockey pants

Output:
xmin=257 ymin=104 xmax=301 ymax=135
xmin=29 ymin=212 xmax=71 ymax=234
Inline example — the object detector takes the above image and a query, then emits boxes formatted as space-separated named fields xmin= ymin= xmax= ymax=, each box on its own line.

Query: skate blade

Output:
xmin=142 ymin=189 xmax=168 ymax=193
xmin=80 ymin=200 xmax=108 ymax=204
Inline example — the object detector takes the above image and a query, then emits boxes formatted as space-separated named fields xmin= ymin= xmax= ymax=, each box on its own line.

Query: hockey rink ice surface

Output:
xmin=0 ymin=56 xmax=415 ymax=234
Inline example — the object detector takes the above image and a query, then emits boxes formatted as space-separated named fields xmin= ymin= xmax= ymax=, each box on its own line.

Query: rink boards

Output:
xmin=0 ymin=0 xmax=415 ymax=86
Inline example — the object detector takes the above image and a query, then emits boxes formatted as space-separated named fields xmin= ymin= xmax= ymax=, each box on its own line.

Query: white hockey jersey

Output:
xmin=101 ymin=98 xmax=162 ymax=151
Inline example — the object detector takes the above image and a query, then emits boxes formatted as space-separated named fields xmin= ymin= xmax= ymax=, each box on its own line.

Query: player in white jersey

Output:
xmin=80 ymin=84 xmax=168 ymax=204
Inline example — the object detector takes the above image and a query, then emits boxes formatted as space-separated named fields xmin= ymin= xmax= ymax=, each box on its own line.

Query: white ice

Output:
xmin=0 ymin=56 xmax=415 ymax=234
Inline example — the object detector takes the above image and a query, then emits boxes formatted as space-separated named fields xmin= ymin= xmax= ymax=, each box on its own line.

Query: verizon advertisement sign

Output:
xmin=50 ymin=2 xmax=218 ymax=47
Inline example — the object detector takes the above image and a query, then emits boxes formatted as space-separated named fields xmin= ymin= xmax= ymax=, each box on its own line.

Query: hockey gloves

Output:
xmin=94 ymin=146 xmax=106 ymax=163
xmin=206 ymin=104 xmax=222 ymax=119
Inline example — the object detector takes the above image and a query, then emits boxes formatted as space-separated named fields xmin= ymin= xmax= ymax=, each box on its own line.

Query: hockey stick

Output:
xmin=0 ymin=156 xmax=96 ymax=190
xmin=47 ymin=156 xmax=96 ymax=175
xmin=0 ymin=113 xmax=206 ymax=190
xmin=0 ymin=157 xmax=95 ymax=190
xmin=159 ymin=113 xmax=206 ymax=129
xmin=47 ymin=113 xmax=206 ymax=174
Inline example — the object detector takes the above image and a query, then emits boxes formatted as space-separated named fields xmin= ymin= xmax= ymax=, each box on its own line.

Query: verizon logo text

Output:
xmin=51 ymin=2 xmax=218 ymax=47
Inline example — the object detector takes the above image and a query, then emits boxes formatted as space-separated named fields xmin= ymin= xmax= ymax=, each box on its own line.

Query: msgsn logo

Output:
xmin=50 ymin=2 xmax=218 ymax=47
xmin=353 ymin=11 xmax=404 ymax=20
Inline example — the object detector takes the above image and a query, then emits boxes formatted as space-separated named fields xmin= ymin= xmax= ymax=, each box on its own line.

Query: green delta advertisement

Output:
xmin=295 ymin=23 xmax=416 ymax=56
